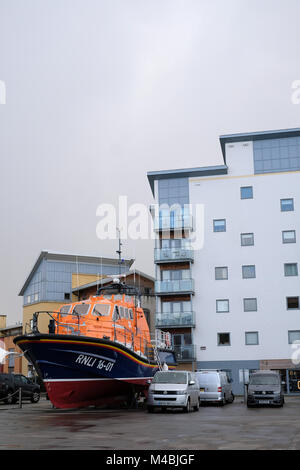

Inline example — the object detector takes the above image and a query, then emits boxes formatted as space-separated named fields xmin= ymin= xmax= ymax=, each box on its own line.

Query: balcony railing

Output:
xmin=155 ymin=279 xmax=194 ymax=295
xmin=154 ymin=214 xmax=193 ymax=232
xmin=154 ymin=247 xmax=194 ymax=263
xmin=155 ymin=311 xmax=195 ymax=328
xmin=174 ymin=345 xmax=196 ymax=362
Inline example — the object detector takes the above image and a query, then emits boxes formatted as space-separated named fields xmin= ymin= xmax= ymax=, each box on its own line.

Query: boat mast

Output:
xmin=116 ymin=227 xmax=123 ymax=276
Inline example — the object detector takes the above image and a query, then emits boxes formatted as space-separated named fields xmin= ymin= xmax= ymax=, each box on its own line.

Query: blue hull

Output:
xmin=14 ymin=334 xmax=176 ymax=409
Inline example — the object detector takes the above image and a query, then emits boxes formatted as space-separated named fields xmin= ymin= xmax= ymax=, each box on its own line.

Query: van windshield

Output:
xmin=153 ymin=372 xmax=187 ymax=384
xmin=249 ymin=375 xmax=279 ymax=385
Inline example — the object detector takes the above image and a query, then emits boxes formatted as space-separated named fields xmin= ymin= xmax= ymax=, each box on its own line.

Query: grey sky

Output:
xmin=1 ymin=0 xmax=300 ymax=323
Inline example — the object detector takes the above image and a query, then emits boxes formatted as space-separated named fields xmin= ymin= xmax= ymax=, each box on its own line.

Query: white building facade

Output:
xmin=148 ymin=128 xmax=300 ymax=395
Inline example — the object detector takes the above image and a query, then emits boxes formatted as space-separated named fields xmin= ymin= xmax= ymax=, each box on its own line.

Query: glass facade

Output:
xmin=23 ymin=258 xmax=122 ymax=305
xmin=254 ymin=136 xmax=300 ymax=174
xmin=158 ymin=177 xmax=189 ymax=207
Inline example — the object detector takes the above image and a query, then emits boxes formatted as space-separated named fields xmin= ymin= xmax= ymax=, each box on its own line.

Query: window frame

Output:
xmin=241 ymin=233 xmax=254 ymax=246
xmin=217 ymin=332 xmax=231 ymax=346
xmin=286 ymin=297 xmax=300 ymax=310
xmin=282 ymin=230 xmax=296 ymax=244
xmin=216 ymin=299 xmax=230 ymax=313
xmin=215 ymin=266 xmax=228 ymax=280
xmin=243 ymin=298 xmax=258 ymax=312
xmin=213 ymin=219 xmax=226 ymax=233
xmin=245 ymin=331 xmax=259 ymax=346
xmin=240 ymin=186 xmax=253 ymax=200
xmin=284 ymin=263 xmax=298 ymax=277
xmin=281 ymin=198 xmax=294 ymax=212
xmin=288 ymin=330 xmax=300 ymax=344
xmin=242 ymin=265 xmax=256 ymax=279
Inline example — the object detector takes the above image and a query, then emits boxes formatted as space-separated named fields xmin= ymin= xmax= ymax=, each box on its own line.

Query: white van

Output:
xmin=147 ymin=370 xmax=200 ymax=413
xmin=196 ymin=370 xmax=234 ymax=405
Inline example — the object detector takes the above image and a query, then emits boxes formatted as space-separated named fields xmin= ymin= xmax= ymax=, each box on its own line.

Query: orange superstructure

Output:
xmin=52 ymin=293 xmax=159 ymax=357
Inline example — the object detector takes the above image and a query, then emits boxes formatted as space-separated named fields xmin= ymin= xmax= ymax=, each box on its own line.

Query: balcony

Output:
xmin=154 ymin=214 xmax=193 ymax=232
xmin=155 ymin=311 xmax=195 ymax=328
xmin=154 ymin=247 xmax=194 ymax=264
xmin=174 ymin=345 xmax=196 ymax=362
xmin=155 ymin=279 xmax=194 ymax=295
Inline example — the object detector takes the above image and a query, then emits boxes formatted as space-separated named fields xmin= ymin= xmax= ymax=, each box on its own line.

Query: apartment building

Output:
xmin=148 ymin=127 xmax=300 ymax=394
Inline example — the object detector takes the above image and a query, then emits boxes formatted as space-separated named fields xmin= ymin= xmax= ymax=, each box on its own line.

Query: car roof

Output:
xmin=252 ymin=370 xmax=279 ymax=375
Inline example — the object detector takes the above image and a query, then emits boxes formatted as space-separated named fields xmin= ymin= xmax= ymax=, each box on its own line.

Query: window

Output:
xmin=173 ymin=332 xmax=192 ymax=346
xmin=64 ymin=293 xmax=70 ymax=300
xmin=217 ymin=333 xmax=230 ymax=346
xmin=73 ymin=304 xmax=90 ymax=315
xmin=112 ymin=306 xmax=120 ymax=321
xmin=245 ymin=332 xmax=259 ymax=345
xmin=288 ymin=330 xmax=300 ymax=343
xmin=60 ymin=305 xmax=71 ymax=316
xmin=8 ymin=349 xmax=15 ymax=369
xmin=162 ymin=269 xmax=190 ymax=281
xmin=162 ymin=300 xmax=191 ymax=313
xmin=213 ymin=219 xmax=226 ymax=232
xmin=242 ymin=265 xmax=256 ymax=279
xmin=34 ymin=293 xmax=39 ymax=302
xmin=284 ymin=263 xmax=298 ymax=277
xmin=26 ymin=295 xmax=31 ymax=304
xmin=287 ymin=297 xmax=299 ymax=309
xmin=93 ymin=303 xmax=111 ymax=316
xmin=281 ymin=199 xmax=294 ymax=212
xmin=241 ymin=186 xmax=253 ymax=199
xmin=215 ymin=267 xmax=228 ymax=280
xmin=241 ymin=233 xmax=254 ymax=246
xmin=282 ymin=230 xmax=296 ymax=243
xmin=244 ymin=298 xmax=257 ymax=312
xmin=216 ymin=299 xmax=229 ymax=313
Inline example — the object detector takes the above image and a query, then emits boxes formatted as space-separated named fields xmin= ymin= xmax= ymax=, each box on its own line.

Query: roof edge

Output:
xmin=147 ymin=164 xmax=228 ymax=196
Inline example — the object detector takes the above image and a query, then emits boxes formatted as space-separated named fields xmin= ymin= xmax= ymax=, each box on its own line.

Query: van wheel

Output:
xmin=220 ymin=395 xmax=226 ymax=406
xmin=184 ymin=399 xmax=191 ymax=413
xmin=193 ymin=399 xmax=200 ymax=412
xmin=227 ymin=392 xmax=234 ymax=404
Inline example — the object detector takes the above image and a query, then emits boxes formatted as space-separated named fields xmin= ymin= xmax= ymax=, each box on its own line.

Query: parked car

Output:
xmin=196 ymin=370 xmax=234 ymax=405
xmin=0 ymin=373 xmax=40 ymax=405
xmin=147 ymin=370 xmax=200 ymax=413
xmin=247 ymin=370 xmax=284 ymax=407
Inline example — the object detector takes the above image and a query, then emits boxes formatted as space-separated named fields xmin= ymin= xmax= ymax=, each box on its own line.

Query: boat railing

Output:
xmin=26 ymin=311 xmax=159 ymax=361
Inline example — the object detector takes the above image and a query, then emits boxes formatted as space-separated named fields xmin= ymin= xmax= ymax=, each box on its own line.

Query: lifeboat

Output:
xmin=14 ymin=280 xmax=176 ymax=409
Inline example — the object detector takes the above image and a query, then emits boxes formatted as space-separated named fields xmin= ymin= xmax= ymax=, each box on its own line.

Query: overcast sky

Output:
xmin=1 ymin=0 xmax=300 ymax=323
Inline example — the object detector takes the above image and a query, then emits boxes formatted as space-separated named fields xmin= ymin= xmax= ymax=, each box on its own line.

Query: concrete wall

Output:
xmin=197 ymin=360 xmax=260 ymax=395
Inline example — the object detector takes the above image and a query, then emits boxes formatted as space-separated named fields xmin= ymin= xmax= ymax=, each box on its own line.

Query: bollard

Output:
xmin=19 ymin=388 xmax=22 ymax=409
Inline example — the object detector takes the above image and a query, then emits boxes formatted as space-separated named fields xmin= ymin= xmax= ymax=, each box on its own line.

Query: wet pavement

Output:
xmin=1 ymin=396 xmax=300 ymax=450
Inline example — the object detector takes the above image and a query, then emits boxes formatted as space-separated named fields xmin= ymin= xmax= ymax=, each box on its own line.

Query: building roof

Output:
xmin=147 ymin=165 xmax=228 ymax=196
xmin=71 ymin=269 xmax=155 ymax=293
xmin=0 ymin=322 xmax=22 ymax=333
xmin=219 ymin=127 xmax=300 ymax=164
xmin=19 ymin=250 xmax=134 ymax=296
xmin=147 ymin=128 xmax=300 ymax=191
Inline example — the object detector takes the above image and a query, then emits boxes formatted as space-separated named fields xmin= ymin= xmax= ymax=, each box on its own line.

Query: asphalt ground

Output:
xmin=1 ymin=395 xmax=300 ymax=450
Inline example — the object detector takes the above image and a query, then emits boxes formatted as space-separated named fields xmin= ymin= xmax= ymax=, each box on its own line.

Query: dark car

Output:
xmin=0 ymin=373 xmax=40 ymax=405
xmin=247 ymin=370 xmax=284 ymax=407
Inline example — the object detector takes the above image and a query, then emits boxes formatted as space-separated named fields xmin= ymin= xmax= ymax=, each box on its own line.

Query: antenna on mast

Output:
xmin=116 ymin=227 xmax=123 ymax=276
